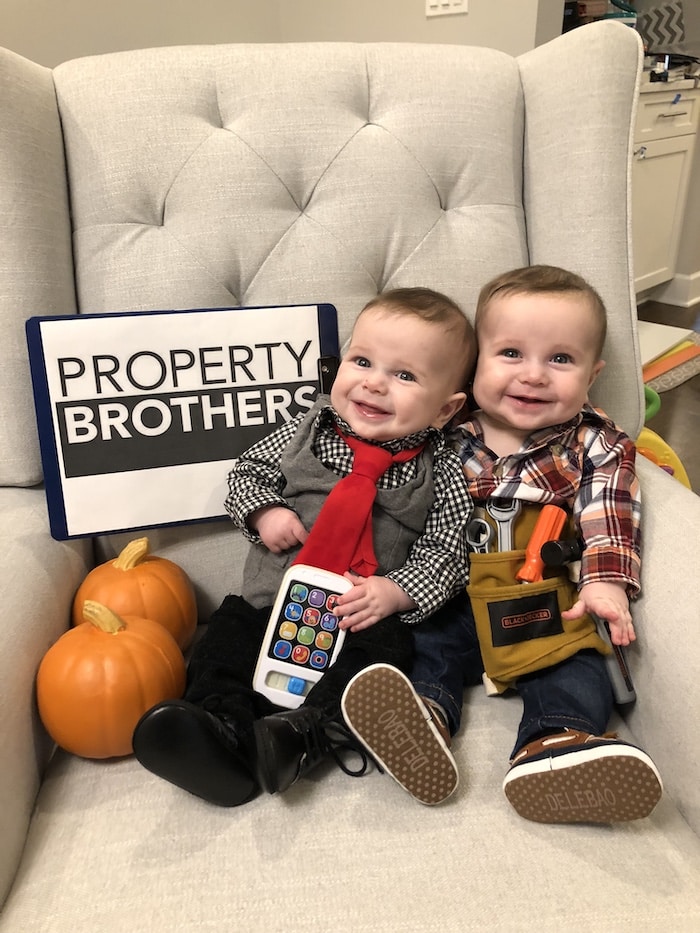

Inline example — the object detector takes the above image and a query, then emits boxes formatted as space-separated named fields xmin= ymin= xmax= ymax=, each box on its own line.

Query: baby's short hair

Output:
xmin=360 ymin=287 xmax=476 ymax=389
xmin=475 ymin=265 xmax=608 ymax=360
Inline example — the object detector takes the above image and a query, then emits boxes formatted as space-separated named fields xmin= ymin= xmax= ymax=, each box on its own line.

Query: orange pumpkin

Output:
xmin=38 ymin=601 xmax=186 ymax=759
xmin=72 ymin=537 xmax=197 ymax=650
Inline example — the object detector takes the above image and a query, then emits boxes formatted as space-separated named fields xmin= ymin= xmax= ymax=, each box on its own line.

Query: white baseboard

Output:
xmin=648 ymin=272 xmax=700 ymax=308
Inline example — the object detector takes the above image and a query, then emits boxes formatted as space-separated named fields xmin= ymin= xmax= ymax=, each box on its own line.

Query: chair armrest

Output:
xmin=0 ymin=488 xmax=92 ymax=907
xmin=624 ymin=458 xmax=700 ymax=835
xmin=0 ymin=46 xmax=76 ymax=486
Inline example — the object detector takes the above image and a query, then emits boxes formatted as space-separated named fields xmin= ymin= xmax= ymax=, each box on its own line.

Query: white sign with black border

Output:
xmin=26 ymin=304 xmax=339 ymax=539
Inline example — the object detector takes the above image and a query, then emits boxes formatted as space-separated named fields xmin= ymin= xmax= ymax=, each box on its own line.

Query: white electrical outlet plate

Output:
xmin=425 ymin=0 xmax=468 ymax=17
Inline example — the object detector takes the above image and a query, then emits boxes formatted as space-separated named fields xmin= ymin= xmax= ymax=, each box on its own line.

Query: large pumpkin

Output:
xmin=72 ymin=537 xmax=197 ymax=650
xmin=37 ymin=601 xmax=186 ymax=759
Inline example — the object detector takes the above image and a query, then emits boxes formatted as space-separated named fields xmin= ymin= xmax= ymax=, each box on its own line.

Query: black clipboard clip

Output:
xmin=318 ymin=355 xmax=340 ymax=394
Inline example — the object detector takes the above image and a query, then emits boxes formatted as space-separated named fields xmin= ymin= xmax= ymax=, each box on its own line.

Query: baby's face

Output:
xmin=473 ymin=291 xmax=604 ymax=443
xmin=330 ymin=308 xmax=464 ymax=442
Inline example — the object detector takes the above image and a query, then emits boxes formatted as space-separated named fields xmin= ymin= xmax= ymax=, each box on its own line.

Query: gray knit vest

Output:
xmin=242 ymin=402 xmax=436 ymax=608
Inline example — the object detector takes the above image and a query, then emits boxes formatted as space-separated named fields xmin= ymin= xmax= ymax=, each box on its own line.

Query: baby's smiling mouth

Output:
xmin=509 ymin=394 xmax=548 ymax=408
xmin=353 ymin=399 xmax=391 ymax=418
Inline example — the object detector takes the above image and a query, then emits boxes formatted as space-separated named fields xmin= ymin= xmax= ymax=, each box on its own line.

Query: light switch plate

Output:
xmin=425 ymin=0 xmax=468 ymax=17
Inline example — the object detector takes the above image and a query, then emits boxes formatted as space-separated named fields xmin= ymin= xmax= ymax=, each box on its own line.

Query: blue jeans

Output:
xmin=411 ymin=592 xmax=613 ymax=757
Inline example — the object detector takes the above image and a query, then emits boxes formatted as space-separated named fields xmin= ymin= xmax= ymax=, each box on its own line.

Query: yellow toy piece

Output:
xmin=636 ymin=426 xmax=691 ymax=489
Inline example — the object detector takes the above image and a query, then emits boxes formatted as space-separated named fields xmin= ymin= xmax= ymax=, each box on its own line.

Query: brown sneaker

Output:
xmin=421 ymin=697 xmax=452 ymax=748
xmin=341 ymin=664 xmax=459 ymax=805
xmin=503 ymin=729 xmax=663 ymax=824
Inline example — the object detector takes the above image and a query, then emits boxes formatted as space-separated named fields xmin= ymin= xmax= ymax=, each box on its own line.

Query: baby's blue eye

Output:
xmin=551 ymin=353 xmax=572 ymax=365
xmin=396 ymin=370 xmax=415 ymax=382
xmin=501 ymin=348 xmax=520 ymax=359
xmin=354 ymin=357 xmax=370 ymax=368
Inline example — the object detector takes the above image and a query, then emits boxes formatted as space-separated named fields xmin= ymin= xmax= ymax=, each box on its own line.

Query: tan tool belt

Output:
xmin=467 ymin=504 xmax=609 ymax=693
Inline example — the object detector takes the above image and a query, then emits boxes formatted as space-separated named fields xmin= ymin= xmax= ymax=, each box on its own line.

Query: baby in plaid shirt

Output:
xmin=133 ymin=287 xmax=475 ymax=807
xmin=343 ymin=266 xmax=663 ymax=822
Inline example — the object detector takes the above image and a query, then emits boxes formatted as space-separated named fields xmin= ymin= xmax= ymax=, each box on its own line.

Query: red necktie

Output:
xmin=293 ymin=428 xmax=424 ymax=577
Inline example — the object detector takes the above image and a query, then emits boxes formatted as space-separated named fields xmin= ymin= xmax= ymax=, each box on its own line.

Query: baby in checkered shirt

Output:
xmin=133 ymin=287 xmax=476 ymax=807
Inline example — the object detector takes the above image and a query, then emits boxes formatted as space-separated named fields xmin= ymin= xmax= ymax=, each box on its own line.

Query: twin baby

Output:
xmin=133 ymin=265 xmax=662 ymax=825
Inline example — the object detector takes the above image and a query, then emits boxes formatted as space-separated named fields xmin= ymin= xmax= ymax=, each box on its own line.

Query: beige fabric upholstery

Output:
xmin=1 ymin=22 xmax=699 ymax=930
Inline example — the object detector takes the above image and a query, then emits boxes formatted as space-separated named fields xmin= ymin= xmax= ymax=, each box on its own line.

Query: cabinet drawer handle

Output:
xmin=658 ymin=111 xmax=689 ymax=118
xmin=634 ymin=146 xmax=647 ymax=159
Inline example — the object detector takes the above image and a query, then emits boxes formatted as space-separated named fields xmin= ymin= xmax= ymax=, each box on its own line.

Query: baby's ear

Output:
xmin=588 ymin=359 xmax=605 ymax=389
xmin=448 ymin=389 xmax=474 ymax=428
xmin=436 ymin=391 xmax=468 ymax=429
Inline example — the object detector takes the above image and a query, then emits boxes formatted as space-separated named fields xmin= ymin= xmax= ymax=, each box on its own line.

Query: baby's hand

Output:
xmin=248 ymin=505 xmax=308 ymax=554
xmin=562 ymin=580 xmax=636 ymax=646
xmin=335 ymin=573 xmax=416 ymax=633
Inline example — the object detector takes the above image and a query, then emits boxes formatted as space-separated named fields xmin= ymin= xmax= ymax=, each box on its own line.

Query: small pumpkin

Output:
xmin=37 ymin=601 xmax=186 ymax=759
xmin=72 ymin=537 xmax=197 ymax=650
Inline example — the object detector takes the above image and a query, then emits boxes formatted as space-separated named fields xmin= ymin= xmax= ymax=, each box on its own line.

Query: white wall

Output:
xmin=2 ymin=0 xmax=275 ymax=66
xmin=276 ymin=0 xmax=564 ymax=56
xmin=3 ymin=0 xmax=565 ymax=67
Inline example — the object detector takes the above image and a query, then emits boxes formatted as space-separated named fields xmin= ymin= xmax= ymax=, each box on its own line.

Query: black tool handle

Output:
xmin=540 ymin=538 xmax=582 ymax=567
xmin=540 ymin=538 xmax=636 ymax=705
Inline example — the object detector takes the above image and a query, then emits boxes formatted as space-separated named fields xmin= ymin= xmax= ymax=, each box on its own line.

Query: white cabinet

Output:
xmin=632 ymin=82 xmax=700 ymax=294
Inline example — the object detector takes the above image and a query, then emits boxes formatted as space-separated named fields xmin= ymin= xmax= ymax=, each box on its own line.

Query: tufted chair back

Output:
xmin=55 ymin=45 xmax=527 ymax=335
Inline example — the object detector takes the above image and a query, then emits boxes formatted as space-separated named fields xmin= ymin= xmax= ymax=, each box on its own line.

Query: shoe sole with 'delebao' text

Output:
xmin=503 ymin=743 xmax=663 ymax=824
xmin=341 ymin=664 xmax=458 ymax=805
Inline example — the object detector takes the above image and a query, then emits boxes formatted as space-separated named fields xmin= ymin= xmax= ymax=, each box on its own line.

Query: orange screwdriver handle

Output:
xmin=516 ymin=504 xmax=567 ymax=583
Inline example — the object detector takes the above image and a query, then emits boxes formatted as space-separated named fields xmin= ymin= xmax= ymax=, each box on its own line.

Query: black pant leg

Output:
xmin=185 ymin=595 xmax=279 ymax=727
xmin=304 ymin=614 xmax=414 ymax=719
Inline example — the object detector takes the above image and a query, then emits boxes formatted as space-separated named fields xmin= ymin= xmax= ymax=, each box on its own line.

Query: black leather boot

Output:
xmin=133 ymin=699 xmax=259 ymax=807
xmin=254 ymin=705 xmax=374 ymax=794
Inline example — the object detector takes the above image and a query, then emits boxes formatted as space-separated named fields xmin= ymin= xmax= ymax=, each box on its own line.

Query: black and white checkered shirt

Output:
xmin=225 ymin=400 xmax=472 ymax=624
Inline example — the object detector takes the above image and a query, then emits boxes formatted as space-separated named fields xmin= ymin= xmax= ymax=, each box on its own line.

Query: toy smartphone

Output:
xmin=253 ymin=564 xmax=352 ymax=709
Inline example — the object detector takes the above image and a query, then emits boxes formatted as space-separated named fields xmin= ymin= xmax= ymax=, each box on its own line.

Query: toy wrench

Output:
xmin=467 ymin=516 xmax=493 ymax=554
xmin=485 ymin=498 xmax=521 ymax=552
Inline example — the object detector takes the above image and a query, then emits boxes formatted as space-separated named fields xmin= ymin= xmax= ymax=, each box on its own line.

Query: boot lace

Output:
xmin=324 ymin=718 xmax=383 ymax=778
xmin=292 ymin=707 xmax=382 ymax=779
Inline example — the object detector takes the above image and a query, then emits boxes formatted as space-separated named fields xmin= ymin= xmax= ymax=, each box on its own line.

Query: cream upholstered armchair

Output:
xmin=1 ymin=21 xmax=700 ymax=931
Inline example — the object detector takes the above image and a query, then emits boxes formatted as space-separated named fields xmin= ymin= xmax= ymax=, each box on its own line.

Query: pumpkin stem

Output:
xmin=112 ymin=537 xmax=150 ymax=571
xmin=83 ymin=600 xmax=126 ymax=634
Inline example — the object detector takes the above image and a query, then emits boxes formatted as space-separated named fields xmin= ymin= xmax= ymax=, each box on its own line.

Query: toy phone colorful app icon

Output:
xmin=308 ymin=588 xmax=326 ymax=607
xmin=290 ymin=583 xmax=308 ymax=602
xmin=302 ymin=607 xmax=321 ymax=625
xmin=273 ymin=640 xmax=293 ymax=660
xmin=284 ymin=602 xmax=303 ymax=622
xmin=315 ymin=631 xmax=333 ymax=651
xmin=292 ymin=645 xmax=310 ymax=664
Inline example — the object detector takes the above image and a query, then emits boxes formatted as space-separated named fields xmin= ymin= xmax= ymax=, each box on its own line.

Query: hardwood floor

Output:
xmin=636 ymin=301 xmax=700 ymax=494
